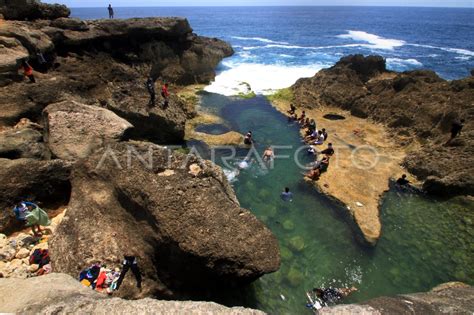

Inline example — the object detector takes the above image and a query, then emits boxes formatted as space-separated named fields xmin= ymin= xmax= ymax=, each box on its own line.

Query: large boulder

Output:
xmin=0 ymin=0 xmax=70 ymax=21
xmin=43 ymin=100 xmax=133 ymax=160
xmin=0 ymin=273 xmax=265 ymax=314
xmin=50 ymin=141 xmax=280 ymax=299
xmin=0 ymin=158 xmax=71 ymax=234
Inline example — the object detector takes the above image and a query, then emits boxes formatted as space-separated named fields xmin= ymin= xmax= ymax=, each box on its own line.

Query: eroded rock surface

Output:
xmin=50 ymin=141 xmax=280 ymax=299
xmin=0 ymin=273 xmax=265 ymax=314
xmin=292 ymin=54 xmax=474 ymax=197
xmin=43 ymin=100 xmax=133 ymax=160
xmin=0 ymin=17 xmax=233 ymax=144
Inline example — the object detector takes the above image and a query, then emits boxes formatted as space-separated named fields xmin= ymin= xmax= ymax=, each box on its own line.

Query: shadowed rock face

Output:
xmin=0 ymin=0 xmax=70 ymax=21
xmin=0 ymin=158 xmax=72 ymax=234
xmin=292 ymin=54 xmax=474 ymax=197
xmin=49 ymin=141 xmax=280 ymax=299
xmin=0 ymin=273 xmax=265 ymax=314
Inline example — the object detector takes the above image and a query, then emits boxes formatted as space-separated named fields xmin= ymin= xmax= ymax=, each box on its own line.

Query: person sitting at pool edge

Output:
xmin=320 ymin=143 xmax=334 ymax=156
xmin=280 ymin=187 xmax=293 ymax=202
xmin=298 ymin=111 xmax=306 ymax=125
xmin=396 ymin=174 xmax=410 ymax=186
xmin=244 ymin=131 xmax=253 ymax=145
xmin=313 ymin=130 xmax=326 ymax=145
xmin=287 ymin=103 xmax=296 ymax=115
xmin=305 ymin=156 xmax=330 ymax=180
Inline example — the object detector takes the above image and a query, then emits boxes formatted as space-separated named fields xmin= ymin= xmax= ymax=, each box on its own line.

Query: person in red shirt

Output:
xmin=21 ymin=60 xmax=36 ymax=83
xmin=161 ymin=83 xmax=170 ymax=108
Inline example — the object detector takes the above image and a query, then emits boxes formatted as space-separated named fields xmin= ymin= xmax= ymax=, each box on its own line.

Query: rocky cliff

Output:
xmin=0 ymin=273 xmax=265 ymax=314
xmin=292 ymin=54 xmax=474 ymax=197
xmin=0 ymin=0 xmax=70 ymax=20
xmin=0 ymin=3 xmax=281 ymax=302
xmin=0 ymin=16 xmax=233 ymax=143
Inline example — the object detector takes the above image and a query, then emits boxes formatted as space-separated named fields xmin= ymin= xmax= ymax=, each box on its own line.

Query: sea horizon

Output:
xmin=68 ymin=5 xmax=474 ymax=8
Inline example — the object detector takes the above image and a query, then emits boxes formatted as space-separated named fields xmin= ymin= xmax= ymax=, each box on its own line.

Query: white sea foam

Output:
xmin=232 ymin=36 xmax=289 ymax=45
xmin=337 ymin=30 xmax=406 ymax=50
xmin=408 ymin=44 xmax=474 ymax=56
xmin=455 ymin=56 xmax=471 ymax=61
xmin=243 ymin=43 xmax=364 ymax=51
xmin=386 ymin=58 xmax=423 ymax=68
xmin=205 ymin=62 xmax=328 ymax=96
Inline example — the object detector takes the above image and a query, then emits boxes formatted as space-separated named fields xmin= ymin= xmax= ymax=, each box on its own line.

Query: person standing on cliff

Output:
xmin=108 ymin=4 xmax=114 ymax=19
xmin=146 ymin=77 xmax=156 ymax=107
xmin=161 ymin=83 xmax=170 ymax=108
xmin=446 ymin=119 xmax=465 ymax=144
xmin=115 ymin=254 xmax=142 ymax=290
xmin=20 ymin=60 xmax=35 ymax=83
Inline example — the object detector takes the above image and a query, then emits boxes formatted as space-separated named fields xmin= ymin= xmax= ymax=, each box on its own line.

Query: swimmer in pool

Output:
xmin=262 ymin=147 xmax=274 ymax=161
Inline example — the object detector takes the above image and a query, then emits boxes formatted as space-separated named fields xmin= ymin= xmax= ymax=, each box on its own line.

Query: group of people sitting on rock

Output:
xmin=286 ymin=104 xmax=334 ymax=181
xmin=79 ymin=255 xmax=142 ymax=294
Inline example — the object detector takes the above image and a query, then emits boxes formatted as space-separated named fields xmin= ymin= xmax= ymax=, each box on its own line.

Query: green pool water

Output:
xmin=191 ymin=93 xmax=474 ymax=314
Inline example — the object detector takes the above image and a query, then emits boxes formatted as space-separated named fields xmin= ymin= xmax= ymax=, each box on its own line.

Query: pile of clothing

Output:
xmin=29 ymin=248 xmax=52 ymax=275
xmin=79 ymin=263 xmax=120 ymax=294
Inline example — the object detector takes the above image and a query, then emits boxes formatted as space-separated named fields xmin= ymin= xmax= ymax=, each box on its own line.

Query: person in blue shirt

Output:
xmin=13 ymin=201 xmax=42 ymax=236
xmin=280 ymin=187 xmax=293 ymax=202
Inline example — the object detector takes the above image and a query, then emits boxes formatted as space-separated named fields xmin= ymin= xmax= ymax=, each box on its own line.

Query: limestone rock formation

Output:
xmin=0 ymin=158 xmax=71 ymax=234
xmin=0 ymin=120 xmax=48 ymax=159
xmin=49 ymin=141 xmax=280 ymax=299
xmin=292 ymin=54 xmax=474 ymax=196
xmin=0 ymin=273 xmax=265 ymax=314
xmin=320 ymin=282 xmax=474 ymax=314
xmin=43 ymin=100 xmax=133 ymax=160
xmin=0 ymin=17 xmax=233 ymax=144
xmin=0 ymin=0 xmax=70 ymax=21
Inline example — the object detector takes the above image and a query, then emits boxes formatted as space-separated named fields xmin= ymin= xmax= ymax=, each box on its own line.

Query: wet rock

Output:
xmin=288 ymin=236 xmax=305 ymax=252
xmin=0 ymin=158 xmax=72 ymax=234
xmin=50 ymin=141 xmax=280 ymax=299
xmin=286 ymin=266 xmax=304 ymax=287
xmin=43 ymin=100 xmax=133 ymax=160
xmin=0 ymin=0 xmax=70 ymax=21
xmin=282 ymin=220 xmax=294 ymax=231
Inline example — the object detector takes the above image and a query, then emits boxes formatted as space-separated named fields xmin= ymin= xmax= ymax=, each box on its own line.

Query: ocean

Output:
xmin=72 ymin=6 xmax=474 ymax=95
xmin=72 ymin=7 xmax=474 ymax=314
